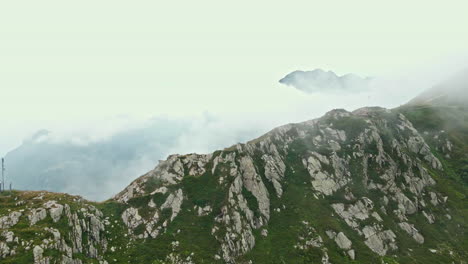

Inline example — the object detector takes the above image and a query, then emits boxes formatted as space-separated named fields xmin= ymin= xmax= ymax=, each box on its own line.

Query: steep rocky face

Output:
xmin=1 ymin=104 xmax=467 ymax=263
xmin=110 ymin=106 xmax=465 ymax=263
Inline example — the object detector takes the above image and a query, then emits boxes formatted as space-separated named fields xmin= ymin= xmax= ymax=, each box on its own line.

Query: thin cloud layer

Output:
xmin=4 ymin=115 xmax=269 ymax=201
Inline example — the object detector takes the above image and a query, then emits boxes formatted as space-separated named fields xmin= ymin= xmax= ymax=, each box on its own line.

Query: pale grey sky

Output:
xmin=1 ymin=0 xmax=468 ymax=156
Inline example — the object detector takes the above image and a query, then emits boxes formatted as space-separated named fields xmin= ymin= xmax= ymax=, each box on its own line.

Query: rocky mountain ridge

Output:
xmin=1 ymin=87 xmax=467 ymax=263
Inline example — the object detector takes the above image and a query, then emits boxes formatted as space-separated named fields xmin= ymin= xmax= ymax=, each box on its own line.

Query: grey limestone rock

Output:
xmin=29 ymin=208 xmax=47 ymax=226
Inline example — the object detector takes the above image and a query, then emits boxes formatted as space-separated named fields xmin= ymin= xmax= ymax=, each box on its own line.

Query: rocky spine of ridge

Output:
xmin=113 ymin=107 xmax=454 ymax=263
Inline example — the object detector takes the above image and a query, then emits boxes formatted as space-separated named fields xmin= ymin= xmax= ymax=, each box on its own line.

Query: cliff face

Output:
xmin=1 ymin=101 xmax=467 ymax=263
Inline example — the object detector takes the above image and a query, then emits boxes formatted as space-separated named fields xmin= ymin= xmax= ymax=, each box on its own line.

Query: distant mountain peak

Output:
xmin=279 ymin=69 xmax=371 ymax=93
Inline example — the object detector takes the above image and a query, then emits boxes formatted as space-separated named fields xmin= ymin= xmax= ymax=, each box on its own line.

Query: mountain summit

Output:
xmin=279 ymin=69 xmax=371 ymax=93
xmin=0 ymin=76 xmax=467 ymax=263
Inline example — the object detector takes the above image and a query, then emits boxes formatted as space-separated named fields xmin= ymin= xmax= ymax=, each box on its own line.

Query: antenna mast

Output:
xmin=1 ymin=158 xmax=4 ymax=192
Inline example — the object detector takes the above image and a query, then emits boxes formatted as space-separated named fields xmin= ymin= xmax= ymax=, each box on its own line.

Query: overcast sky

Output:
xmin=1 ymin=0 xmax=468 ymax=156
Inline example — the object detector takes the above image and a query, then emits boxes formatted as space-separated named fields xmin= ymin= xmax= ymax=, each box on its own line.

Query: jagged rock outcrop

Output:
xmin=44 ymin=200 xmax=64 ymax=223
xmin=29 ymin=208 xmax=47 ymax=225
xmin=335 ymin=232 xmax=352 ymax=250
xmin=0 ymin=211 xmax=22 ymax=229
xmin=398 ymin=222 xmax=424 ymax=244
xmin=161 ymin=189 xmax=184 ymax=221
xmin=0 ymin=192 xmax=109 ymax=263
xmin=362 ymin=225 xmax=397 ymax=256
